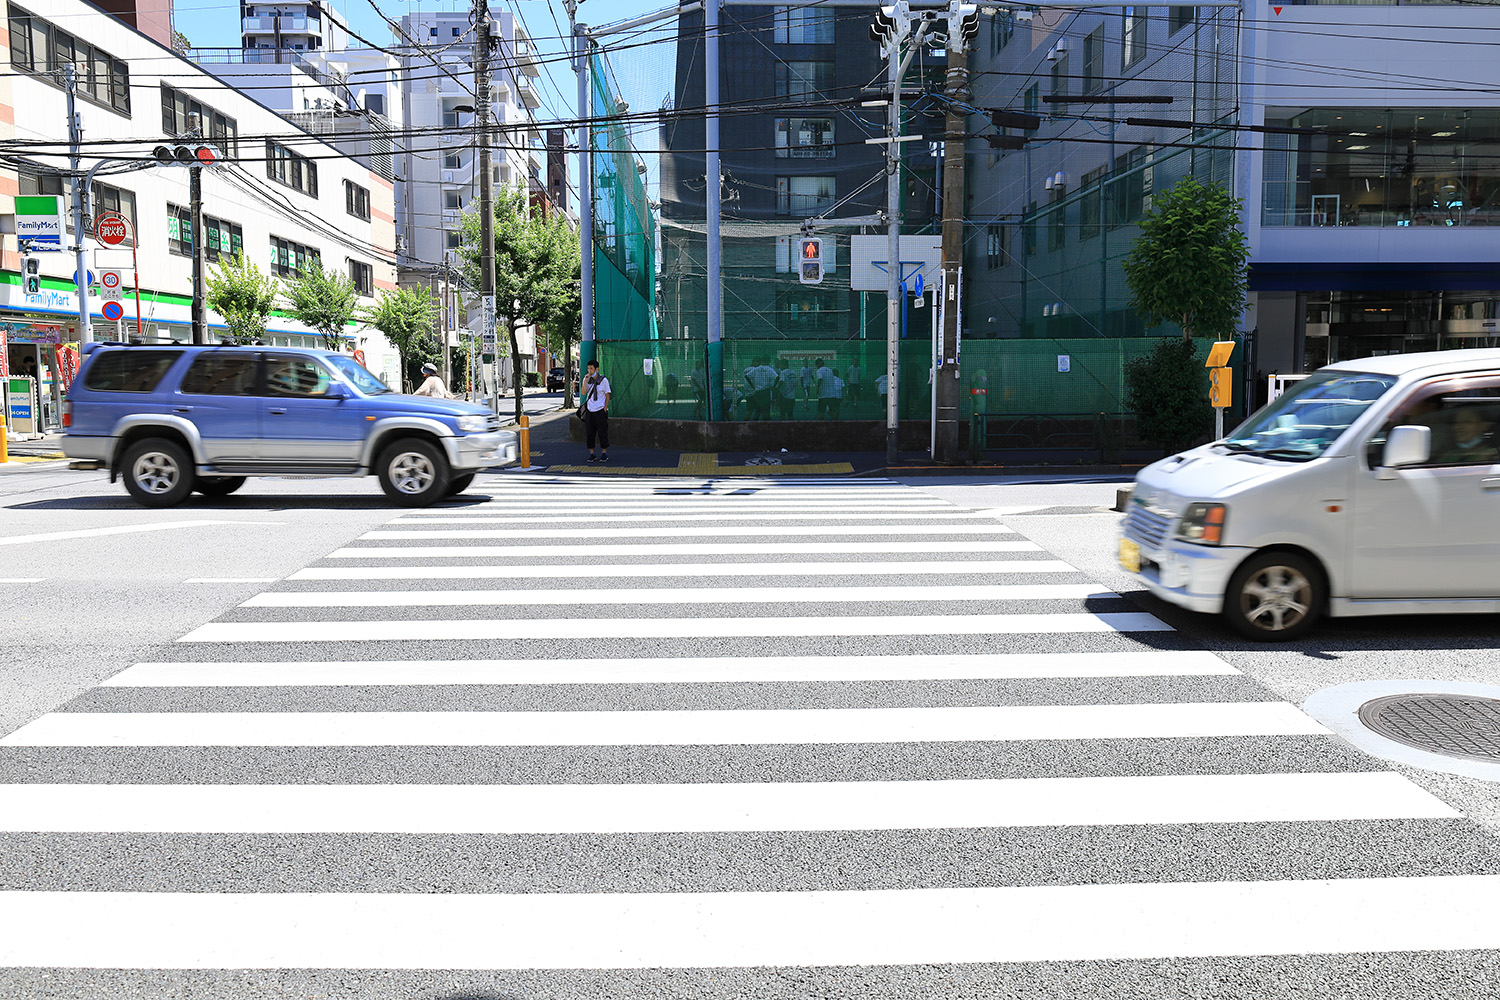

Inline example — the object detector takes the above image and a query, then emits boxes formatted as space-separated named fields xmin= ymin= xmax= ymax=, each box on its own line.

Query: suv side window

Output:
xmin=82 ymin=350 xmax=183 ymax=392
xmin=180 ymin=353 xmax=258 ymax=395
xmin=263 ymin=354 xmax=333 ymax=397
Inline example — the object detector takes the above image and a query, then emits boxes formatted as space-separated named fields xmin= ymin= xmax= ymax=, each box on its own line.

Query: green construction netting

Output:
xmin=590 ymin=48 xmax=657 ymax=340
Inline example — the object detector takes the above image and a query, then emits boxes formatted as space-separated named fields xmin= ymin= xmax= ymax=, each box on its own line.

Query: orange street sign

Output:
xmin=1205 ymin=341 xmax=1235 ymax=368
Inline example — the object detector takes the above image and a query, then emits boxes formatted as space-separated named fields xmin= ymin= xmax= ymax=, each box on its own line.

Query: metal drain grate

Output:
xmin=1358 ymin=694 xmax=1500 ymax=763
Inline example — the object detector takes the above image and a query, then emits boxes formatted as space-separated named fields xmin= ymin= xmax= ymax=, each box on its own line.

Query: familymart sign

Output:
xmin=16 ymin=195 xmax=64 ymax=247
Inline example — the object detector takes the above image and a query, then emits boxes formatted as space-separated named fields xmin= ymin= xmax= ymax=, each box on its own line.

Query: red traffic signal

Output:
xmin=153 ymin=143 xmax=221 ymax=168
xmin=798 ymin=237 xmax=823 ymax=285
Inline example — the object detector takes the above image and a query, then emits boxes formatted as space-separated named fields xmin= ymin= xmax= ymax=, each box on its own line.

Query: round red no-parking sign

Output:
xmin=101 ymin=300 xmax=124 ymax=321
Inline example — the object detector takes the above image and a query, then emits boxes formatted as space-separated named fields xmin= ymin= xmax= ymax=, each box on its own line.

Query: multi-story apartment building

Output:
xmin=2 ymin=0 xmax=400 ymax=421
xmin=967 ymin=1 xmax=1500 ymax=401
xmin=240 ymin=1 xmax=345 ymax=58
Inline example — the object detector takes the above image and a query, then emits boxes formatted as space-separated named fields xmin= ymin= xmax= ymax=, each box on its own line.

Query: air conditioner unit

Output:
xmin=396 ymin=235 xmax=408 ymax=252
xmin=443 ymin=170 xmax=455 ymax=183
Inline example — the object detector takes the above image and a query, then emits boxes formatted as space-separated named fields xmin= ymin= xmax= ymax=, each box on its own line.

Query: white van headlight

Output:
xmin=1176 ymin=503 xmax=1227 ymax=545
xmin=455 ymin=415 xmax=489 ymax=433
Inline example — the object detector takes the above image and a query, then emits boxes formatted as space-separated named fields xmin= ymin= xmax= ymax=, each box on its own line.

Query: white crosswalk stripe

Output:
xmin=1 ymin=476 xmax=1489 ymax=992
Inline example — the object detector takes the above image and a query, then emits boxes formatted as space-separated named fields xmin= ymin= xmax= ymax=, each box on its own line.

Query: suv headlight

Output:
xmin=1176 ymin=502 xmax=1227 ymax=545
xmin=455 ymin=415 xmax=489 ymax=433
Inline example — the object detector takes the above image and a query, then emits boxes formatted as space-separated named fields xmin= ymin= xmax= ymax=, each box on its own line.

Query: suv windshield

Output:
xmin=1224 ymin=369 xmax=1398 ymax=461
xmin=326 ymin=355 xmax=392 ymax=394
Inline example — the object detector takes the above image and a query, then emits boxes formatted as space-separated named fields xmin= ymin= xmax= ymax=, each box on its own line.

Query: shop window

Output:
xmin=270 ymin=235 xmax=321 ymax=277
xmin=168 ymin=206 xmax=242 ymax=262
xmin=775 ymin=118 xmax=834 ymax=158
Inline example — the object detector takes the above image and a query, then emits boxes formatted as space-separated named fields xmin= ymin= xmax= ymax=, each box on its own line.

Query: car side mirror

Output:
xmin=1382 ymin=424 xmax=1430 ymax=468
xmin=324 ymin=382 xmax=350 ymax=400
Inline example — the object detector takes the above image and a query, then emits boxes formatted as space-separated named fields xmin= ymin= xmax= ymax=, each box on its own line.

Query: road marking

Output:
xmin=177 ymin=612 xmax=1167 ymax=643
xmin=0 ymin=577 xmax=44 ymax=583
xmin=327 ymin=541 xmax=1044 ymax=558
xmin=392 ymin=511 xmax=987 ymax=524
xmin=103 ymin=651 xmax=1239 ymax=687
xmin=1 ymin=702 xmax=1324 ymax=747
xmin=363 ymin=524 xmax=1019 ymax=540
xmin=9 ymin=875 xmax=1498 ymax=968
xmin=0 ymin=520 xmax=284 ymax=547
xmin=288 ymin=560 xmax=1080 ymax=581
xmin=0 ymin=772 xmax=1454 ymax=834
xmin=242 ymin=584 xmax=1116 ymax=609
xmin=186 ymin=578 xmax=280 ymax=584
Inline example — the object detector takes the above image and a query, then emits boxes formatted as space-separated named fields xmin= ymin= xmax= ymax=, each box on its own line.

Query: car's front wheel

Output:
xmin=377 ymin=437 xmax=451 ymax=506
xmin=1223 ymin=551 xmax=1324 ymax=641
xmin=121 ymin=437 xmax=196 ymax=507
xmin=194 ymin=477 xmax=246 ymax=497
xmin=447 ymin=472 xmax=476 ymax=496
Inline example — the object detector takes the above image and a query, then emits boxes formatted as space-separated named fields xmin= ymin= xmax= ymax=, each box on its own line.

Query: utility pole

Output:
xmin=64 ymin=66 xmax=92 ymax=347
xmin=473 ymin=0 xmax=498 ymax=415
xmin=188 ymin=111 xmax=207 ymax=344
xmin=567 ymin=0 xmax=594 ymax=378
xmin=934 ymin=3 xmax=977 ymax=464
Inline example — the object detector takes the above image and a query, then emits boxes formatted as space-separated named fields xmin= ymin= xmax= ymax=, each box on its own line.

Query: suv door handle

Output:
xmin=172 ymin=406 xmax=192 ymax=413
xmin=268 ymin=407 xmax=288 ymax=415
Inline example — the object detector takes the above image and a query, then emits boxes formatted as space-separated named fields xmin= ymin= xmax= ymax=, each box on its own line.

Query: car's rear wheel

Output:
xmin=1224 ymin=551 xmax=1324 ymax=641
xmin=377 ymin=437 xmax=451 ymax=506
xmin=447 ymin=472 xmax=476 ymax=496
xmin=194 ymin=477 xmax=246 ymax=497
xmin=122 ymin=437 xmax=195 ymax=507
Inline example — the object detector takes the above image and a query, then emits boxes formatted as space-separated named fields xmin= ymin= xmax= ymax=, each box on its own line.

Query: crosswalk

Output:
xmin=3 ymin=475 xmax=1499 ymax=994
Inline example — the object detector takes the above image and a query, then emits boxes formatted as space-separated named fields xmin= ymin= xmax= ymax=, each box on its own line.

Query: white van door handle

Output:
xmin=1482 ymin=478 xmax=1500 ymax=491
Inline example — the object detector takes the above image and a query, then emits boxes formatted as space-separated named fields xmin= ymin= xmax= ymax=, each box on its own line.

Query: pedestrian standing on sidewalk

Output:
xmin=814 ymin=357 xmax=837 ymax=419
xmin=412 ymin=362 xmax=453 ymax=398
xmin=776 ymin=358 xmax=800 ymax=420
xmin=581 ymin=359 xmax=611 ymax=463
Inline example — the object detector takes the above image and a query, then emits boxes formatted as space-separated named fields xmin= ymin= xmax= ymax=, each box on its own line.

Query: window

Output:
xmin=444 ymin=191 xmax=463 ymax=210
xmin=1024 ymin=83 xmax=1040 ymax=133
xmin=1083 ymin=28 xmax=1104 ymax=94
xmin=9 ymin=6 xmax=130 ymax=113
xmin=986 ymin=225 xmax=1005 ymax=269
xmin=1107 ymin=148 xmax=1150 ymax=229
xmin=775 ymin=61 xmax=833 ymax=101
xmin=1079 ymin=166 xmax=1106 ymax=240
xmin=773 ymin=5 xmax=833 ymax=44
xmin=452 ymin=26 xmax=460 ymax=36
xmin=83 ymin=350 xmax=183 ymax=392
xmin=990 ymin=9 xmax=1014 ymax=54
xmin=168 ymin=205 xmax=243 ymax=262
xmin=774 ymin=288 xmax=842 ymax=334
xmin=270 ymin=236 xmax=321 ymax=277
xmin=263 ymin=354 xmax=334 ymax=397
xmin=443 ymin=152 xmax=462 ymax=169
xmin=776 ymin=176 xmax=835 ymax=216
xmin=1048 ymin=193 xmax=1066 ymax=252
xmin=445 ymin=231 xmax=463 ymax=250
xmin=266 ymin=140 xmax=319 ymax=197
xmin=428 ymin=26 xmax=437 ymax=36
xmin=1023 ymin=202 xmax=1037 ymax=257
xmin=1050 ymin=52 xmax=1068 ymax=104
xmin=1169 ymin=6 xmax=1195 ymax=33
xmin=86 ymin=182 xmax=136 ymax=245
xmin=161 ymin=86 xmax=238 ymax=155
xmin=775 ymin=118 xmax=834 ymax=158
xmin=19 ymin=166 xmax=64 ymax=198
xmin=180 ymin=354 xmax=257 ymax=395
xmin=1123 ymin=7 xmax=1147 ymax=68
xmin=349 ymin=259 xmax=373 ymax=296
xmin=344 ymin=179 xmax=370 ymax=220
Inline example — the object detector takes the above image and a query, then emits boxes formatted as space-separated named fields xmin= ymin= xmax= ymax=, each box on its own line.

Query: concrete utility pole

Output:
xmin=885 ymin=40 xmax=902 ymax=466
xmin=934 ymin=3 xmax=977 ymax=464
xmin=567 ymin=0 xmax=594 ymax=375
xmin=188 ymin=111 xmax=208 ymax=345
xmin=472 ymin=0 xmax=498 ymax=414
xmin=64 ymin=66 xmax=92 ymax=346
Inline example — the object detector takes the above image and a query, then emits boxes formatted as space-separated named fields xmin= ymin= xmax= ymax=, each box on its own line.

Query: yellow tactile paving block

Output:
xmin=1 ymin=453 xmax=65 ymax=464
xmin=546 ymin=453 xmax=854 ymax=476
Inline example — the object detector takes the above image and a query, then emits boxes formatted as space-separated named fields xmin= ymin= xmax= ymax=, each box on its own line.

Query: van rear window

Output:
xmin=82 ymin=350 xmax=183 ymax=392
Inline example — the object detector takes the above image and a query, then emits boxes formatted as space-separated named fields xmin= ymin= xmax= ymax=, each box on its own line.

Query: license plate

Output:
xmin=1118 ymin=537 xmax=1141 ymax=573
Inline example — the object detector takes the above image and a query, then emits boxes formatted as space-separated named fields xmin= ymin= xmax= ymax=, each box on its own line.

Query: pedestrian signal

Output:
xmin=798 ymin=236 xmax=823 ymax=285
xmin=1209 ymin=366 xmax=1232 ymax=408
xmin=22 ymin=255 xmax=40 ymax=295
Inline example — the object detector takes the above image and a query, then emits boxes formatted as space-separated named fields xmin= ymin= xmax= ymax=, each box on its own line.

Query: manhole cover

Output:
xmin=1358 ymin=694 xmax=1500 ymax=763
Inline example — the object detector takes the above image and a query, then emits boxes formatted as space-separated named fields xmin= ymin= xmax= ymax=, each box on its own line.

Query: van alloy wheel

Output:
xmin=1224 ymin=551 xmax=1324 ymax=641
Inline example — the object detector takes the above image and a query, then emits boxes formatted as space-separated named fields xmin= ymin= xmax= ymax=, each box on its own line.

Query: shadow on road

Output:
xmin=6 ymin=494 xmax=498 ymax=512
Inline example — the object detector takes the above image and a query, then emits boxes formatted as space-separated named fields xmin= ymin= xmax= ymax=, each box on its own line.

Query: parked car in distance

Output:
xmin=62 ymin=343 xmax=518 ymax=507
xmin=546 ymin=367 xmax=567 ymax=392
xmin=1119 ymin=349 xmax=1500 ymax=640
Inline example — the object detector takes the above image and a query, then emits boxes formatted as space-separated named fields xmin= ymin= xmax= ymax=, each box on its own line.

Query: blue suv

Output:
xmin=62 ymin=344 xmax=518 ymax=507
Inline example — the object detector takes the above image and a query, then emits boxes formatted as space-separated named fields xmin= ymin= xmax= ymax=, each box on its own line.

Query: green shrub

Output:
xmin=1125 ymin=338 xmax=1213 ymax=455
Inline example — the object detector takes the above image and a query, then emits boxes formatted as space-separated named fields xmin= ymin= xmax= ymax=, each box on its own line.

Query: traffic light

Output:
xmin=22 ymin=254 xmax=40 ymax=295
xmin=153 ymin=143 xmax=220 ymax=168
xmin=798 ymin=236 xmax=823 ymax=285
xmin=869 ymin=2 xmax=910 ymax=55
xmin=945 ymin=3 xmax=979 ymax=53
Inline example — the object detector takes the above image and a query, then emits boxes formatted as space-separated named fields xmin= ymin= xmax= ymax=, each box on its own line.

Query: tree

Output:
xmin=282 ymin=258 xmax=359 ymax=351
xmin=456 ymin=185 xmax=580 ymax=421
xmin=1125 ymin=337 xmax=1213 ymax=454
xmin=205 ymin=252 xmax=276 ymax=344
xmin=362 ymin=287 xmax=439 ymax=392
xmin=171 ymin=29 xmax=191 ymax=54
xmin=1122 ymin=175 xmax=1250 ymax=342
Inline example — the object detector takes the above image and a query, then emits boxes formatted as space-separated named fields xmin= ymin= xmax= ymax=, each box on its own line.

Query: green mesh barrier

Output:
xmin=590 ymin=50 xmax=656 ymax=341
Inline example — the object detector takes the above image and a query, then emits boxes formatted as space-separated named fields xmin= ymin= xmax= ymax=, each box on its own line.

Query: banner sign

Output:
xmin=0 ymin=328 xmax=7 ymax=378
xmin=56 ymin=344 xmax=79 ymax=391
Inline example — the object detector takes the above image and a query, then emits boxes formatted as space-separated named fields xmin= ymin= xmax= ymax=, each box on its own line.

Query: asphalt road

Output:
xmin=3 ymin=467 xmax=1500 ymax=998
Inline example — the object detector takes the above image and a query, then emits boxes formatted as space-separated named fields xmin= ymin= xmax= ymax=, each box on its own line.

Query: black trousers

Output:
xmin=584 ymin=408 xmax=609 ymax=450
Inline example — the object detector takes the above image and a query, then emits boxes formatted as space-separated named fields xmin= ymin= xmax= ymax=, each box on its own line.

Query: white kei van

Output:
xmin=1119 ymin=349 xmax=1500 ymax=640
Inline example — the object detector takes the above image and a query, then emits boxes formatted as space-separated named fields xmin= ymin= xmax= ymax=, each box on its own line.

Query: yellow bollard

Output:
xmin=518 ymin=413 xmax=531 ymax=469
xmin=0 ymin=388 xmax=7 ymax=465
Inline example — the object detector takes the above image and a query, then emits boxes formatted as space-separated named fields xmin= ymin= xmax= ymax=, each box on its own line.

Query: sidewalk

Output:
xmin=1 ymin=430 xmax=65 ymax=469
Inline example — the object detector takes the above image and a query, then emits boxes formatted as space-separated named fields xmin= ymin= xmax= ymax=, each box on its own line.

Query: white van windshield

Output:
xmin=1224 ymin=370 xmax=1397 ymax=461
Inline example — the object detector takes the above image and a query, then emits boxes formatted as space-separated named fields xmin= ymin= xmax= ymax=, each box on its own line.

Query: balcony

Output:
xmin=242 ymin=15 xmax=316 ymax=34
xmin=516 ymin=77 xmax=541 ymax=110
xmin=512 ymin=38 xmax=541 ymax=78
